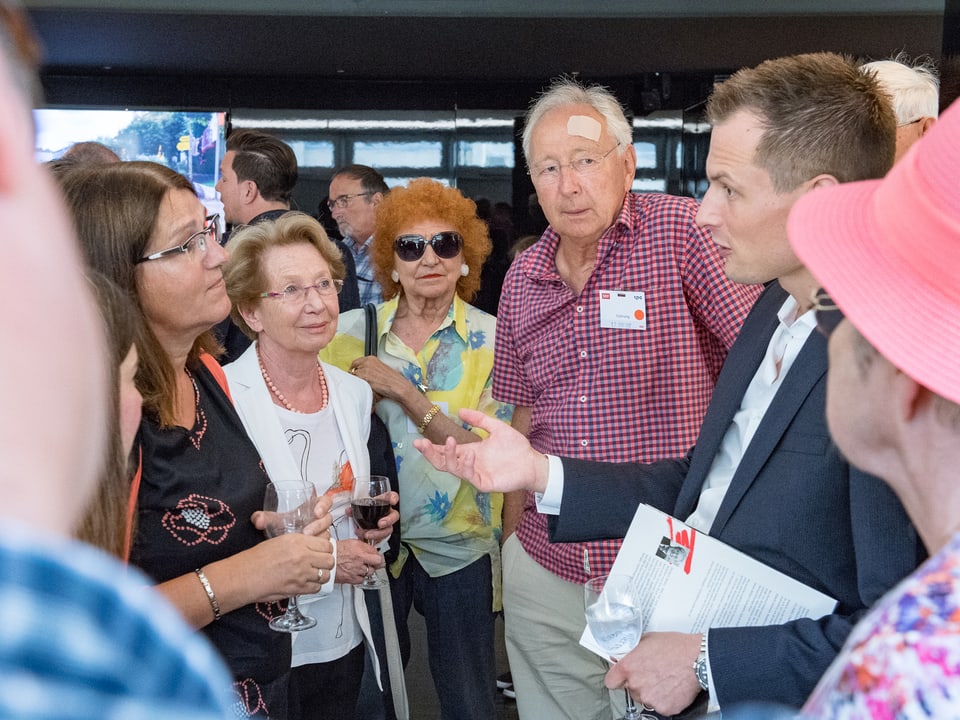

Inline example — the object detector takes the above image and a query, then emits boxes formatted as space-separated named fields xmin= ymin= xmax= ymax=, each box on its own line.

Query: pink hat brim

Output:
xmin=788 ymin=168 xmax=960 ymax=405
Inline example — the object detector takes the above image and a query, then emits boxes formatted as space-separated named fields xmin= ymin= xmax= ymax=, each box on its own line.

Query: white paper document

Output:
xmin=581 ymin=503 xmax=837 ymax=658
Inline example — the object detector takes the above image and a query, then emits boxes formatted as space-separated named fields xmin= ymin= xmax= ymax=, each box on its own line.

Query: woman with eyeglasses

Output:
xmin=321 ymin=177 xmax=514 ymax=720
xmin=220 ymin=212 xmax=400 ymax=720
xmin=60 ymin=161 xmax=335 ymax=719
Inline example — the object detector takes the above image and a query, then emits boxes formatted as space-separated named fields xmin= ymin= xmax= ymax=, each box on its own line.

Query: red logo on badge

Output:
xmin=601 ymin=292 xmax=610 ymax=299
xmin=634 ymin=309 xmax=645 ymax=321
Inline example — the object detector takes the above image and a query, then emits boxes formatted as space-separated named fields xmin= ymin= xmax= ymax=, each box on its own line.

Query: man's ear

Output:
xmin=370 ymin=191 xmax=383 ymax=208
xmin=809 ymin=174 xmax=839 ymax=192
xmin=919 ymin=116 xmax=936 ymax=138
xmin=241 ymin=179 xmax=259 ymax=204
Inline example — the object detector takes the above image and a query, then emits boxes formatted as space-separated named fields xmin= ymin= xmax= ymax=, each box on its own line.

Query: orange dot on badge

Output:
xmin=634 ymin=309 xmax=645 ymax=321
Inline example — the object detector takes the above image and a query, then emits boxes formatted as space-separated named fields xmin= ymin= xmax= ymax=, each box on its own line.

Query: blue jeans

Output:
xmin=393 ymin=551 xmax=497 ymax=720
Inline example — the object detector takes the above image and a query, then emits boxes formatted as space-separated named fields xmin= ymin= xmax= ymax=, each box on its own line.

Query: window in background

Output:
xmin=33 ymin=109 xmax=226 ymax=206
xmin=354 ymin=140 xmax=443 ymax=168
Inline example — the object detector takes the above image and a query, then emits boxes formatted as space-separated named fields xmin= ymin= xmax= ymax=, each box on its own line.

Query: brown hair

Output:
xmin=370 ymin=178 xmax=491 ymax=302
xmin=226 ymin=129 xmax=298 ymax=203
xmin=706 ymin=52 xmax=896 ymax=191
xmin=75 ymin=271 xmax=142 ymax=558
xmin=60 ymin=161 xmax=221 ymax=426
xmin=223 ymin=211 xmax=346 ymax=339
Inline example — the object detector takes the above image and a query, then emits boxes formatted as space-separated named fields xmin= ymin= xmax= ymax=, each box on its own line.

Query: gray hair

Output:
xmin=861 ymin=54 xmax=940 ymax=123
xmin=521 ymin=77 xmax=632 ymax=166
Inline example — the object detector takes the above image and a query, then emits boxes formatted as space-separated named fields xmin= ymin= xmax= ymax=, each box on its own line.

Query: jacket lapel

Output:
xmin=225 ymin=346 xmax=303 ymax=485
xmin=675 ymin=284 xmax=786 ymax=517
xmin=708 ymin=328 xmax=827 ymax=535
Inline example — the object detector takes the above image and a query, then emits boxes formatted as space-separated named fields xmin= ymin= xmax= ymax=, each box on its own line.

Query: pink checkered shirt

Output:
xmin=493 ymin=192 xmax=762 ymax=585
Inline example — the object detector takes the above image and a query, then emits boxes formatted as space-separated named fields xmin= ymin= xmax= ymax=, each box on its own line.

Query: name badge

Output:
xmin=599 ymin=290 xmax=646 ymax=330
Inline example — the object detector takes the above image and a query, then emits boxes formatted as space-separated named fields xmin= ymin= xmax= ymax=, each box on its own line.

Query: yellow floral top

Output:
xmin=321 ymin=294 xmax=513 ymax=609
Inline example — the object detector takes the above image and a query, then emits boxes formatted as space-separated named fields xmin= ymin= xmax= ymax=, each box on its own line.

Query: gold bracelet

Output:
xmin=417 ymin=404 xmax=442 ymax=434
xmin=195 ymin=567 xmax=221 ymax=621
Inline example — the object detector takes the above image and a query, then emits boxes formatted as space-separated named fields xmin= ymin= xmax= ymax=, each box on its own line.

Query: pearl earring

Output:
xmin=460 ymin=263 xmax=469 ymax=277
xmin=391 ymin=270 xmax=400 ymax=283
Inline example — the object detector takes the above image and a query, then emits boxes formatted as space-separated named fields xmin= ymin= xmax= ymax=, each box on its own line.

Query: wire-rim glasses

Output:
xmin=135 ymin=214 xmax=221 ymax=264
xmin=327 ymin=192 xmax=374 ymax=210
xmin=260 ymin=279 xmax=345 ymax=303
xmin=810 ymin=286 xmax=844 ymax=338
xmin=528 ymin=142 xmax=622 ymax=185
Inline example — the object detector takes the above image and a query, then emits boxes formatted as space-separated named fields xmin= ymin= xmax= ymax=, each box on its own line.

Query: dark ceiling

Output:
xmin=25 ymin=3 xmax=946 ymax=112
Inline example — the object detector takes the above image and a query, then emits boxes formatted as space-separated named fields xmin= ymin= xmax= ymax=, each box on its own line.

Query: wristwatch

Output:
xmin=693 ymin=633 xmax=709 ymax=691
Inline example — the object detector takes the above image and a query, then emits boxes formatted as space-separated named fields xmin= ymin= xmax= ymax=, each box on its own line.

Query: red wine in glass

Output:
xmin=351 ymin=497 xmax=391 ymax=530
xmin=351 ymin=475 xmax=391 ymax=590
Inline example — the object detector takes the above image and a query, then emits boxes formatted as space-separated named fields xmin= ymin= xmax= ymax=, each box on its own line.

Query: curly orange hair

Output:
xmin=369 ymin=178 xmax=492 ymax=302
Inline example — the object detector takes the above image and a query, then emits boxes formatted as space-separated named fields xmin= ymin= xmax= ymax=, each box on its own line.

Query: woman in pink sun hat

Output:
xmin=788 ymin=96 xmax=960 ymax=718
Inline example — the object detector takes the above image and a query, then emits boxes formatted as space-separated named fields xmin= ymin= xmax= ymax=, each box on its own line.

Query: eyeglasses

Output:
xmin=528 ymin=142 xmax=621 ymax=185
xmin=327 ymin=192 xmax=374 ymax=210
xmin=394 ymin=231 xmax=463 ymax=262
xmin=135 ymin=214 xmax=221 ymax=264
xmin=259 ymin=279 xmax=344 ymax=303
xmin=897 ymin=117 xmax=924 ymax=128
xmin=810 ymin=287 xmax=844 ymax=338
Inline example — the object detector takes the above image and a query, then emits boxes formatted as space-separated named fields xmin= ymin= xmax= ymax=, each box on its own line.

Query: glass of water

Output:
xmin=584 ymin=573 xmax=652 ymax=720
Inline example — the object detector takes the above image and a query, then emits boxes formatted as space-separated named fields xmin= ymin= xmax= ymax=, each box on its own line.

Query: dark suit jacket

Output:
xmin=549 ymin=282 xmax=921 ymax=710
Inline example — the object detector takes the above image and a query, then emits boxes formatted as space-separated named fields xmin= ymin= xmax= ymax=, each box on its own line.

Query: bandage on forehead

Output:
xmin=567 ymin=115 xmax=601 ymax=141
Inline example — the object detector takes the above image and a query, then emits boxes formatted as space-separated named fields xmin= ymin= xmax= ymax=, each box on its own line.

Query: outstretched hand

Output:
xmin=413 ymin=407 xmax=550 ymax=494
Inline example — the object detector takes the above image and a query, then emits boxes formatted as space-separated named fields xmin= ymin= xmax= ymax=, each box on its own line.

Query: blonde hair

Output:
xmin=223 ymin=212 xmax=345 ymax=339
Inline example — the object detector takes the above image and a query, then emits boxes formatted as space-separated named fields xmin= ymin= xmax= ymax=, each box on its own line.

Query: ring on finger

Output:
xmin=640 ymin=702 xmax=655 ymax=712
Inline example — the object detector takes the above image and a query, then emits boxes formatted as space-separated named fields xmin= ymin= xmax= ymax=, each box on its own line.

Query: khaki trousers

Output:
xmin=502 ymin=535 xmax=624 ymax=720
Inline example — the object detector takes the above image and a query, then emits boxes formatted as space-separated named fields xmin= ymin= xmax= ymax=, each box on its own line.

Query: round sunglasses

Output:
xmin=393 ymin=231 xmax=463 ymax=262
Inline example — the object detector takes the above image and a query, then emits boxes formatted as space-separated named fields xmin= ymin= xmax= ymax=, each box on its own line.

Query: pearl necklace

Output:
xmin=257 ymin=346 xmax=328 ymax=413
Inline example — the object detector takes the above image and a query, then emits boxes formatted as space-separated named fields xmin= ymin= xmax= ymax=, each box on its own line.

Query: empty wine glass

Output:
xmin=350 ymin=475 xmax=391 ymax=590
xmin=584 ymin=573 xmax=652 ymax=720
xmin=263 ymin=481 xmax=318 ymax=632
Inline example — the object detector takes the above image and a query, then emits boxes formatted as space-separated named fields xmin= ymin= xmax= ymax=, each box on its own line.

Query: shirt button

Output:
xmin=579 ymin=350 xmax=587 ymax=358
xmin=579 ymin=395 xmax=587 ymax=403
xmin=576 ymin=306 xmax=584 ymax=313
xmin=580 ymin=439 xmax=588 ymax=447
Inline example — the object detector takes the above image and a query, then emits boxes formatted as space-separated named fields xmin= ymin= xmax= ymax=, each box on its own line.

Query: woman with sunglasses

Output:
xmin=322 ymin=177 xmax=513 ymax=720
xmin=60 ymin=162 xmax=335 ymax=719
xmin=221 ymin=212 xmax=400 ymax=720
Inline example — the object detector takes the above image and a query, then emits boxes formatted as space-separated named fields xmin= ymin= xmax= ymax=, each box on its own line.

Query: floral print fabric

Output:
xmin=322 ymin=295 xmax=512 ymax=609
xmin=803 ymin=532 xmax=960 ymax=719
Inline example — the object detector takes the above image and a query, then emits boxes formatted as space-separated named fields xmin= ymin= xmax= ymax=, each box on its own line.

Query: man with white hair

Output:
xmin=861 ymin=55 xmax=939 ymax=162
xmin=492 ymin=77 xmax=761 ymax=720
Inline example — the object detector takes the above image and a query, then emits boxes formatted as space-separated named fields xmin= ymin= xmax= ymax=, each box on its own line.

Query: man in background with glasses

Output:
xmin=215 ymin=129 xmax=360 ymax=362
xmin=328 ymin=164 xmax=390 ymax=306
xmin=491 ymin=77 xmax=761 ymax=720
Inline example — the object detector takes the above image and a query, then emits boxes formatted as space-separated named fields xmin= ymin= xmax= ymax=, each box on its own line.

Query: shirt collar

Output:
xmin=378 ymin=294 xmax=469 ymax=344
xmin=521 ymin=192 xmax=632 ymax=282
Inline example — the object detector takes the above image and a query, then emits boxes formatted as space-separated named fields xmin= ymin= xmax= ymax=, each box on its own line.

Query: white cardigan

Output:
xmin=224 ymin=343 xmax=380 ymax=682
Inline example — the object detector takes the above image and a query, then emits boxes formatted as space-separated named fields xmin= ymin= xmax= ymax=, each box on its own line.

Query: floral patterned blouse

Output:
xmin=803 ymin=532 xmax=960 ymax=719
xmin=322 ymin=294 xmax=513 ymax=609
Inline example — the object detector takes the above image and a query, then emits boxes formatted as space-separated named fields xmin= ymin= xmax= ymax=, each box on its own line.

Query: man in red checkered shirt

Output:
xmin=493 ymin=78 xmax=761 ymax=720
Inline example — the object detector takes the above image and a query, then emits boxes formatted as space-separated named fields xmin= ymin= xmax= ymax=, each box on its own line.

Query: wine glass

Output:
xmin=350 ymin=474 xmax=391 ymax=591
xmin=584 ymin=573 xmax=652 ymax=720
xmin=262 ymin=482 xmax=318 ymax=632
